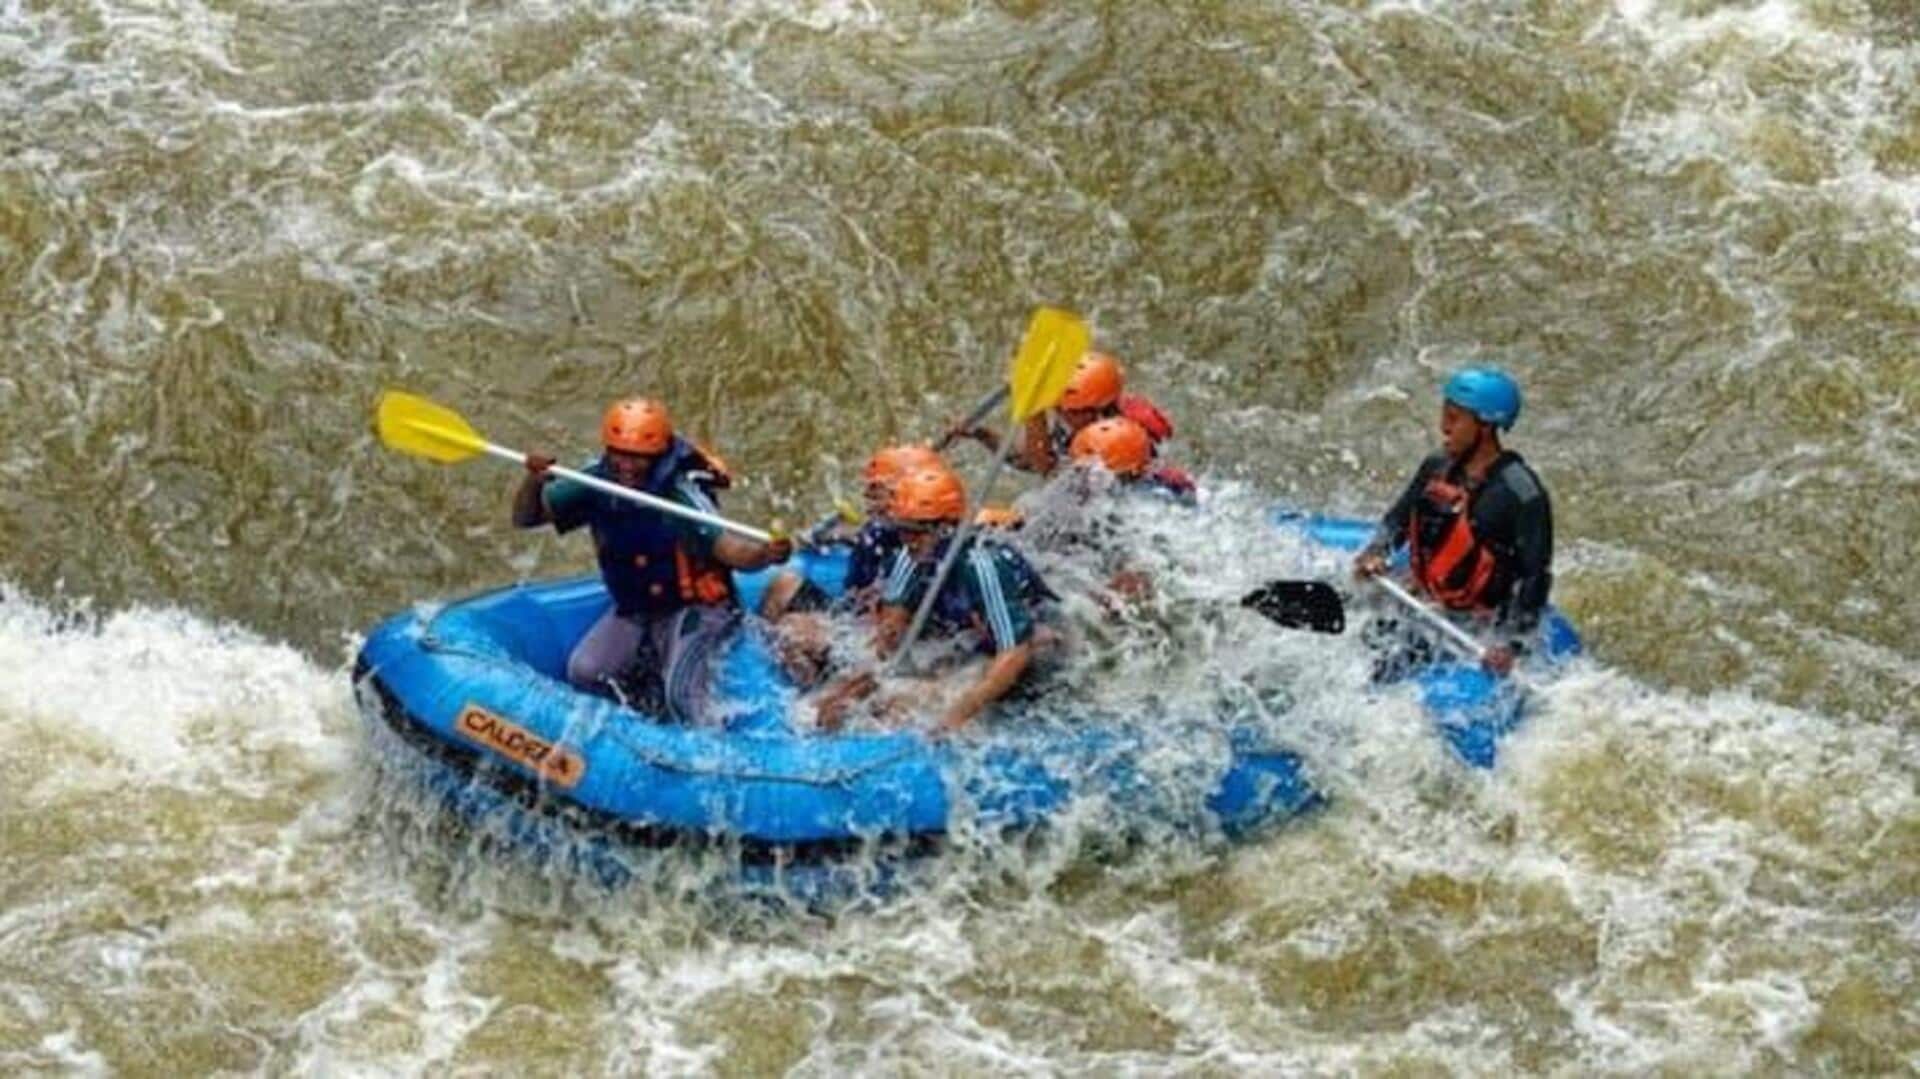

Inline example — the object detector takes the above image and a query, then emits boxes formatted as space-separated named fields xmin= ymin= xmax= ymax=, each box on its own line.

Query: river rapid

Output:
xmin=2 ymin=1 xmax=1916 ymax=1074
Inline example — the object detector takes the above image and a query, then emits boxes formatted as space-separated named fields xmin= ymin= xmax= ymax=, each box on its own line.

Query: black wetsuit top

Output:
xmin=1368 ymin=451 xmax=1554 ymax=644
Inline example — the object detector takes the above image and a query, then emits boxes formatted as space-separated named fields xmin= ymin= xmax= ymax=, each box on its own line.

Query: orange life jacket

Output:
xmin=1408 ymin=477 xmax=1501 ymax=611
xmin=672 ymin=442 xmax=736 ymax=607
xmin=673 ymin=545 xmax=735 ymax=606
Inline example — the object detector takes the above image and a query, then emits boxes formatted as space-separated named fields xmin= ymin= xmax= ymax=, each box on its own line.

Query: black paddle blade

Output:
xmin=1239 ymin=580 xmax=1346 ymax=634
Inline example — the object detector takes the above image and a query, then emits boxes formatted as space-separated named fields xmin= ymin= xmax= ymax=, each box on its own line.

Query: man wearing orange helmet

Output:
xmin=513 ymin=398 xmax=791 ymax=719
xmin=1067 ymin=416 xmax=1197 ymax=504
xmin=1051 ymin=416 xmax=1200 ymax=607
xmin=759 ymin=444 xmax=956 ymax=687
xmin=949 ymin=350 xmax=1174 ymax=476
xmin=760 ymin=443 xmax=949 ymax=622
xmin=814 ymin=467 xmax=1056 ymax=734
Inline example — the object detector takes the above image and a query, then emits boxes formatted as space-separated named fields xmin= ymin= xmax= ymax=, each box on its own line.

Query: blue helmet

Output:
xmin=1443 ymin=365 xmax=1522 ymax=430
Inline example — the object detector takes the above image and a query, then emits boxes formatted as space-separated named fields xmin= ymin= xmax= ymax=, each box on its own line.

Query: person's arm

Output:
xmin=1016 ymin=414 xmax=1057 ymax=475
xmin=812 ymin=588 xmax=910 ymax=730
xmin=872 ymin=604 xmax=911 ymax=658
xmin=666 ymin=468 xmax=790 ymax=569
xmin=1355 ymin=457 xmax=1436 ymax=576
xmin=1477 ymin=467 xmax=1552 ymax=676
xmin=712 ymin=532 xmax=792 ymax=570
xmin=810 ymin=544 xmax=913 ymax=728
xmin=868 ymin=547 xmax=924 ymax=656
xmin=813 ymin=669 xmax=879 ymax=731
xmin=944 ymin=422 xmax=1000 ymax=452
xmin=933 ymin=642 xmax=1032 ymax=734
xmin=760 ymin=569 xmax=805 ymax=618
xmin=511 ymin=453 xmax=556 ymax=528
xmin=948 ymin=414 xmax=1055 ymax=474
xmin=930 ymin=546 xmax=1038 ymax=734
xmin=1499 ymin=484 xmax=1554 ymax=641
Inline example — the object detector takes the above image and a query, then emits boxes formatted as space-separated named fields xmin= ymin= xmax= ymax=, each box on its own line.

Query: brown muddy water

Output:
xmin=1 ymin=1 xmax=1915 ymax=1074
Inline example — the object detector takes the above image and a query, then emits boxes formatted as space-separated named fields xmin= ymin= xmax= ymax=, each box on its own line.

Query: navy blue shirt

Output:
xmin=843 ymin=521 xmax=904 ymax=594
xmin=879 ymin=536 xmax=1054 ymax=654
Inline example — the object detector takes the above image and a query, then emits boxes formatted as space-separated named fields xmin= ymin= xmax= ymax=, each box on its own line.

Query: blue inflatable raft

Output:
xmin=352 ymin=510 xmax=1579 ymax=882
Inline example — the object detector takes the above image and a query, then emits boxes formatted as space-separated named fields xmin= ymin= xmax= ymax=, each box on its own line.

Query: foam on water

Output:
xmin=1 ymin=543 xmax=1917 ymax=1071
xmin=0 ymin=586 xmax=354 ymax=780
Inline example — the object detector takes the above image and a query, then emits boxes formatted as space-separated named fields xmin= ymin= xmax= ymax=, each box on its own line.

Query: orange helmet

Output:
xmin=1069 ymin=417 xmax=1153 ymax=477
xmin=1059 ymin=351 xmax=1124 ymax=411
xmin=601 ymin=398 xmax=673 ymax=454
xmin=862 ymin=443 xmax=946 ymax=487
xmin=889 ymin=467 xmax=967 ymax=524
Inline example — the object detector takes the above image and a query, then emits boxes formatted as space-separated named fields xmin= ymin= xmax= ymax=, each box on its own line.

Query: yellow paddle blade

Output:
xmin=375 ymin=391 xmax=488 ymax=464
xmin=1008 ymin=306 xmax=1090 ymax=422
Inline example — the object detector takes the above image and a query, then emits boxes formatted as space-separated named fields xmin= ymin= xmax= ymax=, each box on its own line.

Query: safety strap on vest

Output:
xmin=1408 ymin=478 xmax=1499 ymax=611
xmin=674 ymin=546 xmax=734 ymax=606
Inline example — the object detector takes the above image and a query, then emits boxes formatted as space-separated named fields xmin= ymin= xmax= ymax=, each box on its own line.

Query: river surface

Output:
xmin=2 ymin=0 xmax=1916 ymax=1074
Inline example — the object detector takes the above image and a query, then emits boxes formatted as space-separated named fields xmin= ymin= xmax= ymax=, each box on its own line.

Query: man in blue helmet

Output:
xmin=1354 ymin=365 xmax=1553 ymax=677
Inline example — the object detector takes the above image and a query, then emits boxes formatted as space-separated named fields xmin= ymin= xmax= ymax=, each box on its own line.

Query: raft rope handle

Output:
xmin=416 ymin=626 xmax=931 ymax=789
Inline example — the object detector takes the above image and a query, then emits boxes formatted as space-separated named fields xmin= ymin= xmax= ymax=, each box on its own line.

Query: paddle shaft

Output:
xmin=1371 ymin=576 xmax=1486 ymax=660
xmin=934 ymin=385 xmax=1011 ymax=450
xmin=1373 ymin=575 xmax=1539 ymax=691
xmin=487 ymin=442 xmax=777 ymax=544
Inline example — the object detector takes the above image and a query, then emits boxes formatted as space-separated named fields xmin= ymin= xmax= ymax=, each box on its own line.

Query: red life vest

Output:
xmin=1146 ymin=465 xmax=1196 ymax=500
xmin=1117 ymin=394 xmax=1173 ymax=442
xmin=1408 ymin=477 xmax=1501 ymax=611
